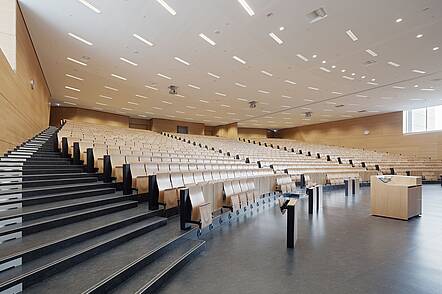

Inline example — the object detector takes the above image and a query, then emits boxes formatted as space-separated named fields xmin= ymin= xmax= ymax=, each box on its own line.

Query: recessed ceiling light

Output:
xmin=235 ymin=82 xmax=246 ymax=88
xmin=77 ymin=0 xmax=101 ymax=13
xmin=237 ymin=0 xmax=255 ymax=16
xmin=281 ymin=105 xmax=291 ymax=108
xmin=104 ymin=86 xmax=118 ymax=91
xmin=332 ymin=91 xmax=343 ymax=95
xmin=269 ymin=32 xmax=283 ymax=45
xmin=341 ymin=69 xmax=346 ymax=73
xmin=282 ymin=95 xmax=292 ymax=99
xmin=135 ymin=94 xmax=148 ymax=99
xmin=206 ymin=109 xmax=216 ymax=112
xmin=175 ymin=111 xmax=185 ymax=114
xmin=367 ymin=82 xmax=379 ymax=85
xmin=155 ymin=0 xmax=176 ymax=15
xmin=145 ymin=85 xmax=158 ymax=90
xmin=152 ymin=106 xmax=163 ymax=110
xmin=368 ymin=110 xmax=380 ymax=113
xmin=393 ymin=86 xmax=405 ymax=89
xmin=93 ymin=107 xmax=103 ymax=111
xmin=365 ymin=49 xmax=378 ymax=57
xmin=262 ymin=110 xmax=272 ymax=113
xmin=227 ymin=112 xmax=237 ymax=115
xmin=188 ymin=84 xmax=200 ymax=89
xmin=320 ymin=67 xmax=330 ymax=72
xmin=157 ymin=73 xmax=172 ymax=80
xmin=361 ymin=75 xmax=366 ymax=79
xmin=128 ymin=101 xmax=139 ymax=105
xmin=145 ymin=111 xmax=154 ymax=115
xmin=166 ymin=115 xmax=176 ymax=118
xmin=279 ymin=26 xmax=285 ymax=31
xmin=64 ymin=95 xmax=79 ymax=100
xmin=412 ymin=69 xmax=426 ymax=74
xmin=356 ymin=94 xmax=368 ymax=98
xmin=414 ymin=84 xmax=419 ymax=88
xmin=67 ymin=57 xmax=87 ymax=66
xmin=395 ymin=18 xmax=403 ymax=23
xmin=199 ymin=33 xmax=216 ymax=46
xmin=296 ymin=54 xmax=309 ymax=62
xmin=68 ymin=32 xmax=93 ymax=46
xmin=137 ymin=114 xmax=148 ymax=118
xmin=410 ymin=98 xmax=424 ymax=101
xmin=186 ymin=106 xmax=196 ymax=109
xmin=387 ymin=61 xmax=400 ymax=67
xmin=416 ymin=34 xmax=423 ymax=39
xmin=215 ymin=92 xmax=226 ymax=96
xmin=420 ymin=88 xmax=435 ymax=91
xmin=176 ymin=94 xmax=185 ymax=98
xmin=304 ymin=99 xmax=315 ymax=102
xmin=120 ymin=57 xmax=138 ymax=66
xmin=161 ymin=100 xmax=172 ymax=104
xmin=132 ymin=34 xmax=154 ymax=46
xmin=195 ymin=114 xmax=206 ymax=117
xmin=233 ymin=56 xmax=246 ymax=64
xmin=122 ymin=107 xmax=133 ymax=111
xmin=308 ymin=86 xmax=319 ymax=91
xmin=371 ymin=78 xmax=376 ymax=81
xmin=96 ymin=102 xmax=107 ymax=106
xmin=111 ymin=73 xmax=127 ymax=80
xmin=199 ymin=100 xmax=209 ymax=103
xmin=64 ymin=101 xmax=77 ymax=106
xmin=345 ymin=29 xmax=358 ymax=41
xmin=208 ymin=72 xmax=220 ymax=78
xmin=321 ymin=60 xmax=326 ymax=64
xmin=258 ymin=90 xmax=270 ymax=94
xmin=261 ymin=70 xmax=273 ymax=77
xmin=174 ymin=56 xmax=190 ymax=65
xmin=326 ymin=101 xmax=337 ymax=105
xmin=220 ymin=104 xmax=231 ymax=108
xmin=65 ymin=74 xmax=83 ymax=81
xmin=351 ymin=73 xmax=356 ymax=76
xmin=312 ymin=54 xmax=318 ymax=58
xmin=99 ymin=95 xmax=113 ymax=100
xmin=323 ymin=109 xmax=333 ymax=112
xmin=331 ymin=65 xmax=336 ymax=69
xmin=65 ymin=85 xmax=80 ymax=92
xmin=343 ymin=76 xmax=355 ymax=80
xmin=433 ymin=46 xmax=440 ymax=51
xmin=284 ymin=80 xmax=296 ymax=85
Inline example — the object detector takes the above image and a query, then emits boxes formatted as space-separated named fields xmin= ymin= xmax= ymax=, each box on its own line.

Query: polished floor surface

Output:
xmin=159 ymin=184 xmax=442 ymax=294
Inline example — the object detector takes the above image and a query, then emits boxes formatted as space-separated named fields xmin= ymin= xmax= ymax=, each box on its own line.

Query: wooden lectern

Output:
xmin=370 ymin=175 xmax=422 ymax=220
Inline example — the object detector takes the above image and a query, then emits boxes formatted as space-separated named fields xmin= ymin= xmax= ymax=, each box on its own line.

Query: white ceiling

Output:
xmin=19 ymin=0 xmax=442 ymax=129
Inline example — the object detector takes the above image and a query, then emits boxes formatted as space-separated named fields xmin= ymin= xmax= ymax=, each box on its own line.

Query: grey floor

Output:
xmin=159 ymin=184 xmax=442 ymax=294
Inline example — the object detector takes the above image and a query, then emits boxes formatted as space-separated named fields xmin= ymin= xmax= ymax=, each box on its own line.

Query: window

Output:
xmin=177 ymin=126 xmax=188 ymax=134
xmin=403 ymin=105 xmax=442 ymax=133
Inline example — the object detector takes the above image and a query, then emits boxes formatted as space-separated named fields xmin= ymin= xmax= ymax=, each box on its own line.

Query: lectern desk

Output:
xmin=370 ymin=175 xmax=422 ymax=220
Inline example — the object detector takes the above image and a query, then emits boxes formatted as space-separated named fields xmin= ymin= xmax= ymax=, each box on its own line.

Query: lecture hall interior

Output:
xmin=1 ymin=0 xmax=442 ymax=293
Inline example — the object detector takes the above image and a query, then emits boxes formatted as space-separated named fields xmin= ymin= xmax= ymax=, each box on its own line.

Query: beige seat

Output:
xmin=156 ymin=173 xmax=179 ymax=209
xmin=188 ymin=185 xmax=212 ymax=228
xmin=131 ymin=163 xmax=148 ymax=195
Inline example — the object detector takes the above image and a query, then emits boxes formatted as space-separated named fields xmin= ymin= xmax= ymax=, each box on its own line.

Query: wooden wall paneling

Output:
xmin=150 ymin=118 xmax=205 ymax=135
xmin=0 ymin=4 xmax=50 ymax=154
xmin=237 ymin=128 xmax=268 ymax=139
xmin=278 ymin=112 xmax=442 ymax=159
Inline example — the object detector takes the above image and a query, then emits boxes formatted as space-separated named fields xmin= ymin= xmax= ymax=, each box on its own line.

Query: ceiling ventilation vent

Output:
xmin=364 ymin=60 xmax=377 ymax=65
xmin=304 ymin=111 xmax=312 ymax=118
xmin=306 ymin=8 xmax=327 ymax=23
xmin=335 ymin=104 xmax=345 ymax=108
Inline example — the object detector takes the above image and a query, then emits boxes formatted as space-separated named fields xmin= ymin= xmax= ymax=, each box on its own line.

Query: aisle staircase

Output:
xmin=0 ymin=127 xmax=205 ymax=293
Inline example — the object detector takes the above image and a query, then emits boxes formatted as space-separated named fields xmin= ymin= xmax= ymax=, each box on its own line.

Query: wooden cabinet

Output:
xmin=370 ymin=175 xmax=422 ymax=220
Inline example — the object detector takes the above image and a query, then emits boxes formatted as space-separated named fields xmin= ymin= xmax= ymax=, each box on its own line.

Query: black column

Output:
xmin=61 ymin=137 xmax=68 ymax=158
xmin=86 ymin=148 xmax=95 ymax=173
xmin=307 ymin=188 xmax=313 ymax=214
xmin=287 ymin=205 xmax=295 ymax=248
xmin=344 ymin=179 xmax=349 ymax=196
xmin=72 ymin=142 xmax=80 ymax=165
xmin=148 ymin=175 xmax=159 ymax=210
xmin=103 ymin=155 xmax=112 ymax=183
xmin=179 ymin=188 xmax=192 ymax=230
xmin=122 ymin=164 xmax=132 ymax=195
